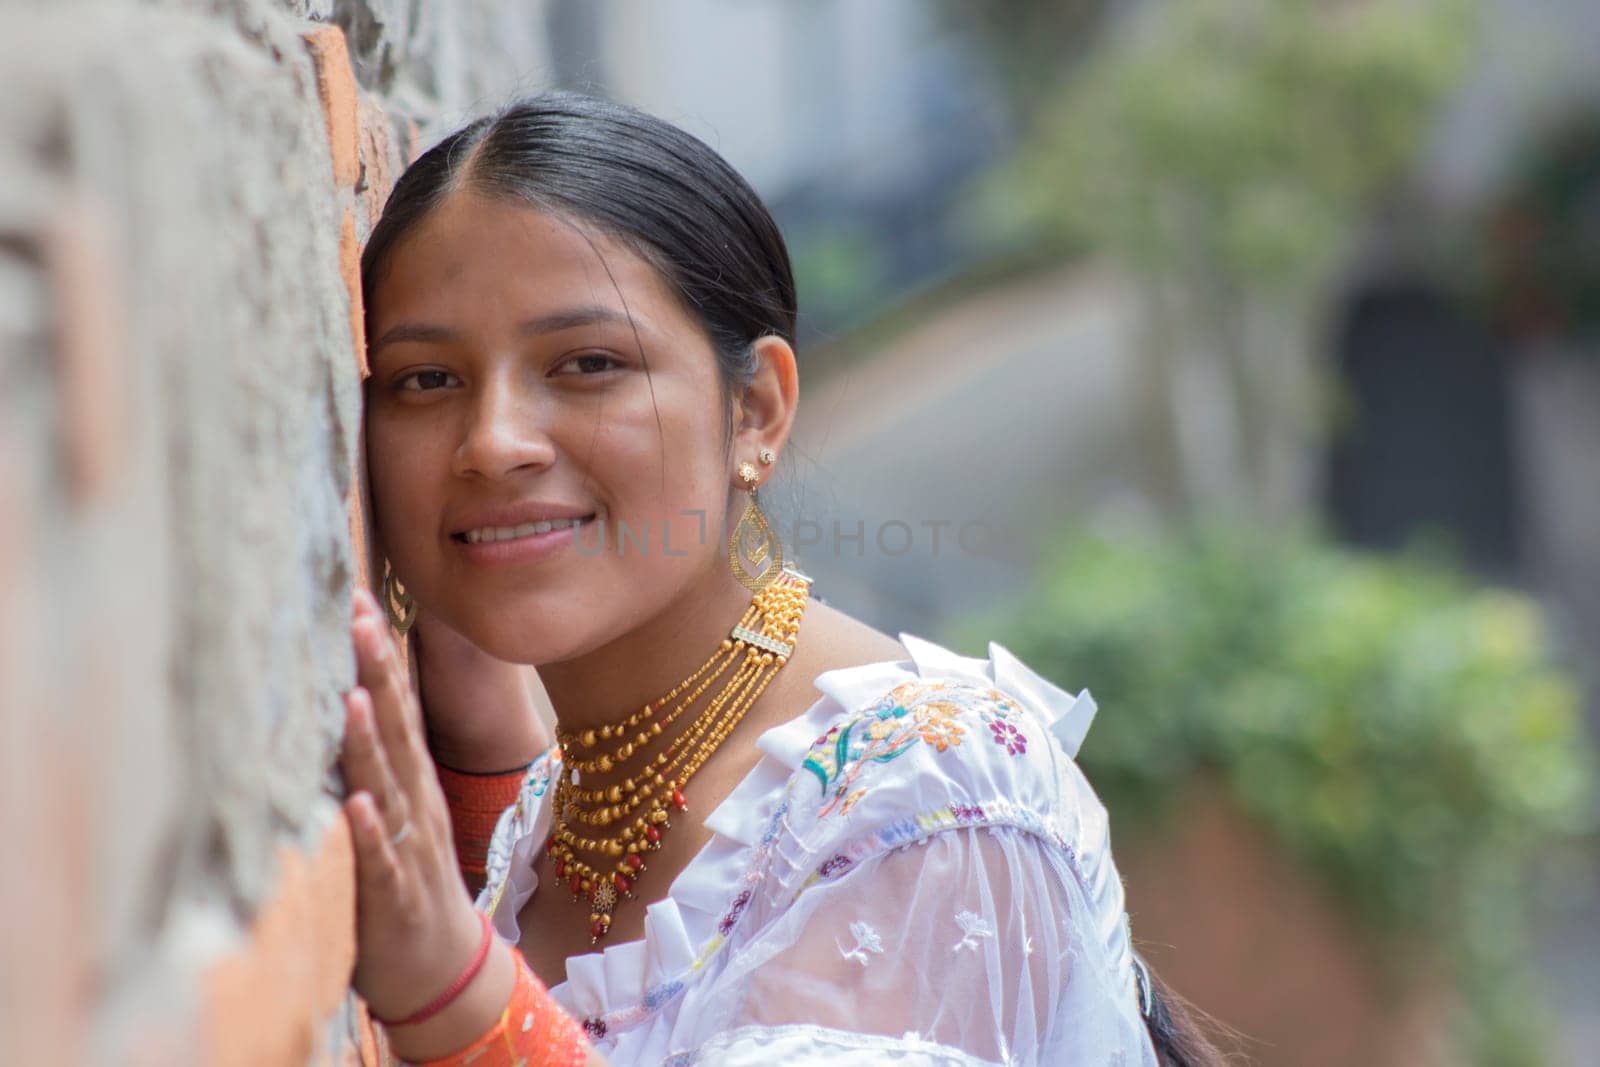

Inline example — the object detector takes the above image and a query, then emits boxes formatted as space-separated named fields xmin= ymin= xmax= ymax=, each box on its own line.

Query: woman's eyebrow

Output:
xmin=369 ymin=321 xmax=458 ymax=353
xmin=369 ymin=306 xmax=637 ymax=355
xmin=518 ymin=306 xmax=635 ymax=335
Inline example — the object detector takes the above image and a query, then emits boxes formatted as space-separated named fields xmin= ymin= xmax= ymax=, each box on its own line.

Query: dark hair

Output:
xmin=1135 ymin=951 xmax=1232 ymax=1066
xmin=362 ymin=90 xmax=1224 ymax=1066
xmin=360 ymin=91 xmax=797 ymax=445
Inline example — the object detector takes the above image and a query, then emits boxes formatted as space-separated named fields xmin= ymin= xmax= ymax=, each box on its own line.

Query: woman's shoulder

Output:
xmin=760 ymin=632 xmax=1105 ymax=848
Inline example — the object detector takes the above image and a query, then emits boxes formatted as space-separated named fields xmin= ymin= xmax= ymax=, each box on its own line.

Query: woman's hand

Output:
xmin=341 ymin=588 xmax=516 ymax=1059
xmin=413 ymin=603 xmax=552 ymax=773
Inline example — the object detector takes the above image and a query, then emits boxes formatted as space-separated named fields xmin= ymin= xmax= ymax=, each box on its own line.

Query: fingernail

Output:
xmin=354 ymin=618 xmax=381 ymax=655
xmin=350 ymin=791 xmax=378 ymax=828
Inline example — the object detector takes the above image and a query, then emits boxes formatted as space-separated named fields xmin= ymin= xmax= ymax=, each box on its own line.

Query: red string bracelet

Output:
xmin=374 ymin=909 xmax=495 ymax=1028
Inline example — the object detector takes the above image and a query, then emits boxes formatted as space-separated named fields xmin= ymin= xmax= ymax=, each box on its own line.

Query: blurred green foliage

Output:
xmin=788 ymin=221 xmax=888 ymax=335
xmin=983 ymin=0 xmax=1476 ymax=292
xmin=953 ymin=526 xmax=1596 ymax=1064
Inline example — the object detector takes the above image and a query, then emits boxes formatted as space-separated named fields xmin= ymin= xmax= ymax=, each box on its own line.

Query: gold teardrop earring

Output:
xmin=381 ymin=561 xmax=417 ymax=635
xmin=728 ymin=459 xmax=782 ymax=591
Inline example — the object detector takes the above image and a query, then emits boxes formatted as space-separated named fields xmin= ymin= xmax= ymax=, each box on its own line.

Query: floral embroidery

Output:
xmin=802 ymin=680 xmax=1028 ymax=818
xmin=836 ymin=920 xmax=886 ymax=966
xmin=952 ymin=909 xmax=995 ymax=953
xmin=528 ymin=750 xmax=556 ymax=797
xmin=989 ymin=720 xmax=1027 ymax=756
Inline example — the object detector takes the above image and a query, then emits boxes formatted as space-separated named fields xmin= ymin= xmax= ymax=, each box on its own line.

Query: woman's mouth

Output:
xmin=453 ymin=514 xmax=595 ymax=545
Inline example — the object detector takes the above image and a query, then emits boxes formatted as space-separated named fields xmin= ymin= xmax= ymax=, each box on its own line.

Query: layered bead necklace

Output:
xmin=548 ymin=565 xmax=812 ymax=943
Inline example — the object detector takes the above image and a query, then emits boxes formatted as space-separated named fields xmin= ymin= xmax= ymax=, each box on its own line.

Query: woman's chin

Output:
xmin=467 ymin=623 xmax=593 ymax=668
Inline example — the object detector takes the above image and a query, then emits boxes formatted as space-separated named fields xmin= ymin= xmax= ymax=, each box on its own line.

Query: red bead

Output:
xmin=645 ymin=825 xmax=661 ymax=845
xmin=626 ymin=853 xmax=644 ymax=871
xmin=570 ymin=873 xmax=582 ymax=895
xmin=672 ymin=788 xmax=687 ymax=811
xmin=554 ymin=859 xmax=566 ymax=880
xmin=614 ymin=873 xmax=631 ymax=894
xmin=591 ymin=919 xmax=607 ymax=941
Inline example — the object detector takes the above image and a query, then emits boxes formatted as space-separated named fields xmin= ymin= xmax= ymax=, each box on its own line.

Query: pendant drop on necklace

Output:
xmin=590 ymin=880 xmax=618 ymax=944
xmin=551 ymin=565 xmax=813 ymax=947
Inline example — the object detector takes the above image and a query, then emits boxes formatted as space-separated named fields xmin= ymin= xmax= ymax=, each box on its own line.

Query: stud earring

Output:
xmin=758 ymin=447 xmax=775 ymax=465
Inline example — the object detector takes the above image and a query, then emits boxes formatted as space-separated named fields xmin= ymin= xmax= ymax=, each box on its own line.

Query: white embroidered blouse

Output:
xmin=477 ymin=633 xmax=1159 ymax=1066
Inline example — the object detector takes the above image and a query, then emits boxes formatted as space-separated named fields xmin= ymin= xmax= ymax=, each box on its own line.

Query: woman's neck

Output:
xmin=536 ymin=568 xmax=759 ymax=738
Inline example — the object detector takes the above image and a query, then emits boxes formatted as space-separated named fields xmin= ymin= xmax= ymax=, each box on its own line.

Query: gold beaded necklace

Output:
xmin=548 ymin=565 xmax=811 ymax=943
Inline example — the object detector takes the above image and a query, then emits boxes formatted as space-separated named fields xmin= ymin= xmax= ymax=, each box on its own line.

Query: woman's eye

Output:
xmin=396 ymin=369 xmax=460 ymax=392
xmin=556 ymin=352 xmax=623 ymax=376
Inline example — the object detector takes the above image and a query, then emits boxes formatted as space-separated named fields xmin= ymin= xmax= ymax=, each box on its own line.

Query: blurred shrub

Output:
xmin=954 ymin=525 xmax=1596 ymax=1064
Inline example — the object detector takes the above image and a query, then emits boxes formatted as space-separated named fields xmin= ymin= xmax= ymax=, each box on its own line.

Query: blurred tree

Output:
xmin=990 ymin=0 xmax=1478 ymax=519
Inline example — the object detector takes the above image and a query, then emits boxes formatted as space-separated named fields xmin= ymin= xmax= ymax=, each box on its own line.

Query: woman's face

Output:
xmin=364 ymin=192 xmax=738 ymax=665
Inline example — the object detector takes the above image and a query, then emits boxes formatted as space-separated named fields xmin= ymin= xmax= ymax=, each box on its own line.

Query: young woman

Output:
xmin=340 ymin=92 xmax=1220 ymax=1066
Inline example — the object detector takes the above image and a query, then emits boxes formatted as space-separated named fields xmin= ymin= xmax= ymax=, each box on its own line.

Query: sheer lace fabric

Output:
xmin=478 ymin=633 xmax=1158 ymax=1066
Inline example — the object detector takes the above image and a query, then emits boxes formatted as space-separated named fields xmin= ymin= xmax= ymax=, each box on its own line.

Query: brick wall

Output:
xmin=0 ymin=2 xmax=547 ymax=1062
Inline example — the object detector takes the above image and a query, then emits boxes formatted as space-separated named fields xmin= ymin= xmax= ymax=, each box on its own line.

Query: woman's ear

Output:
xmin=732 ymin=335 xmax=799 ymax=474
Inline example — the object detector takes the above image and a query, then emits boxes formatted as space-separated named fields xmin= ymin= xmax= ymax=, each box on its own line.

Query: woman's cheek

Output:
xmin=366 ymin=420 xmax=441 ymax=568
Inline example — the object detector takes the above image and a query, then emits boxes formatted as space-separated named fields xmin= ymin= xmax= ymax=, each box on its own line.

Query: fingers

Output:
xmin=341 ymin=688 xmax=413 ymax=843
xmin=352 ymin=594 xmax=428 ymax=788
xmin=346 ymin=789 xmax=408 ymax=907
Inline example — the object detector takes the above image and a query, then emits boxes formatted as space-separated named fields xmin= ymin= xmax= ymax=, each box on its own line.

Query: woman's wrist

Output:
xmin=381 ymin=934 xmax=520 ymax=1063
xmin=396 ymin=943 xmax=593 ymax=1067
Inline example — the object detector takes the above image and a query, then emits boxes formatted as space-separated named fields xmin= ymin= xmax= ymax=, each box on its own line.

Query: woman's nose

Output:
xmin=451 ymin=378 xmax=556 ymax=480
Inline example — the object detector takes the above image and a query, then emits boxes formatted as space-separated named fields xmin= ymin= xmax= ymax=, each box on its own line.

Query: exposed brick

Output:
xmin=348 ymin=476 xmax=372 ymax=598
xmin=339 ymin=206 xmax=366 ymax=374
xmin=357 ymin=94 xmax=397 ymax=231
xmin=303 ymin=25 xmax=360 ymax=189
xmin=3 ymin=735 xmax=94 ymax=1065
xmin=44 ymin=196 xmax=125 ymax=506
xmin=403 ymin=117 xmax=422 ymax=165
xmin=203 ymin=815 xmax=358 ymax=1066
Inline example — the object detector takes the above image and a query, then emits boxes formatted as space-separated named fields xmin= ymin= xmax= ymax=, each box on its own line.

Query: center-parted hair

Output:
xmin=359 ymin=90 xmax=1226 ymax=1067
xmin=360 ymin=91 xmax=797 ymax=424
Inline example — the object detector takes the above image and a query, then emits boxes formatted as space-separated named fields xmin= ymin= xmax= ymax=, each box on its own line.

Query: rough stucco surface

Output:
xmin=333 ymin=0 xmax=551 ymax=132
xmin=0 ymin=0 xmax=548 ymax=1061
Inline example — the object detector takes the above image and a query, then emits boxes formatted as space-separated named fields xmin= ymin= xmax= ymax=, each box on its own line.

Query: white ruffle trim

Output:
xmin=477 ymin=631 xmax=1105 ymax=1025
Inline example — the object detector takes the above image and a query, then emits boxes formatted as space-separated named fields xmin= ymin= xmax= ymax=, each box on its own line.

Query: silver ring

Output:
xmin=387 ymin=819 xmax=413 ymax=848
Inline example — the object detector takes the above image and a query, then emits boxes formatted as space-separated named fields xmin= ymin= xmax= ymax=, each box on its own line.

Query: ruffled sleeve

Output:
xmin=471 ymin=632 xmax=1158 ymax=1066
xmin=664 ymin=821 xmax=1151 ymax=1065
xmin=656 ymin=633 xmax=1158 ymax=1066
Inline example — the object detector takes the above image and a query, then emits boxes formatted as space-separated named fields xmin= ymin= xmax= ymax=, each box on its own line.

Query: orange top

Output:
xmin=434 ymin=762 xmax=530 ymax=898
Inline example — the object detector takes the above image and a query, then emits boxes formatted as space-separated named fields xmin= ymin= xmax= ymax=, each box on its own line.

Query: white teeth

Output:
xmin=463 ymin=516 xmax=587 ymax=544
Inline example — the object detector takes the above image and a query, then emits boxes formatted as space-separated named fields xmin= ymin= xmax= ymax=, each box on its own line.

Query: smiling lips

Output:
xmin=457 ymin=515 xmax=593 ymax=545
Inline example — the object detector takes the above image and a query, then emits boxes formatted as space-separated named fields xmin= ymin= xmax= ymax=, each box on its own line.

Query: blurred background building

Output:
xmin=3 ymin=0 xmax=1596 ymax=1063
